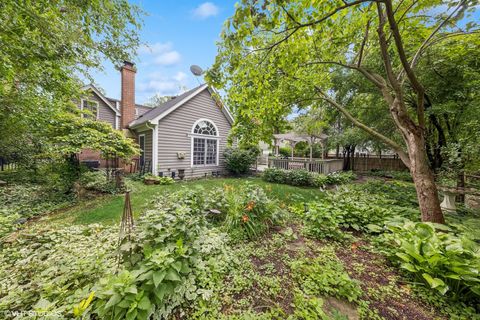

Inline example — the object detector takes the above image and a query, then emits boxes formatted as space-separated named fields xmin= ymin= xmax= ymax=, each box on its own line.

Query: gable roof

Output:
xmin=128 ymin=84 xmax=234 ymax=128
xmin=81 ymin=84 xmax=120 ymax=116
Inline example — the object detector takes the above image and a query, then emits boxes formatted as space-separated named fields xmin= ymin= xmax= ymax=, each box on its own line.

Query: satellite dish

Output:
xmin=190 ymin=65 xmax=204 ymax=76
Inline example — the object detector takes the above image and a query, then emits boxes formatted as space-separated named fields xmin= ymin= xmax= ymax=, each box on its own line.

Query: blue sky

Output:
xmin=91 ymin=1 xmax=237 ymax=104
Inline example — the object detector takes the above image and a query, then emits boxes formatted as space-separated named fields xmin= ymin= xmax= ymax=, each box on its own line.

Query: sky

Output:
xmin=90 ymin=1 xmax=237 ymax=104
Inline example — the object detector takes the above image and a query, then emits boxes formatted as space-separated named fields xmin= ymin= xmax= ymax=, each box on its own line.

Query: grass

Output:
xmin=43 ymin=177 xmax=325 ymax=226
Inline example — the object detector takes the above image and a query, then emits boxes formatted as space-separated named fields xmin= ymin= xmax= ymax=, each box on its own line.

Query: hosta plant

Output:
xmin=384 ymin=219 xmax=480 ymax=301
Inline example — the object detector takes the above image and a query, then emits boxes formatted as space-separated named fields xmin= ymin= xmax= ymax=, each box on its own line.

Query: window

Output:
xmin=81 ymin=99 xmax=99 ymax=119
xmin=191 ymin=119 xmax=218 ymax=166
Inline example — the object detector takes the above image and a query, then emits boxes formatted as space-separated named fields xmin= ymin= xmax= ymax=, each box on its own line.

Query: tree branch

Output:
xmin=409 ymin=0 xmax=467 ymax=70
xmin=315 ymin=86 xmax=410 ymax=167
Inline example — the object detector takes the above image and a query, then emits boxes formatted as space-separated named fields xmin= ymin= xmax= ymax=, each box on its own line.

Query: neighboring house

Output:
xmin=78 ymin=61 xmax=234 ymax=179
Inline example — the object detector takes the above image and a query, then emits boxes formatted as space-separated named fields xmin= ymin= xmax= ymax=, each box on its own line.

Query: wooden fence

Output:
xmin=268 ymin=158 xmax=344 ymax=175
xmin=348 ymin=154 xmax=407 ymax=172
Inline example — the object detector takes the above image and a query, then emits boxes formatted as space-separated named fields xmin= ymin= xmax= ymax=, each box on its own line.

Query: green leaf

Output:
xmin=105 ymin=294 xmax=122 ymax=309
xmin=152 ymin=270 xmax=166 ymax=287
xmin=164 ymin=268 xmax=182 ymax=282
xmin=137 ymin=296 xmax=151 ymax=311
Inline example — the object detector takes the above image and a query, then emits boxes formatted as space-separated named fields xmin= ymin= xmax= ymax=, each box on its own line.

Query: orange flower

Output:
xmin=245 ymin=201 xmax=255 ymax=211
xmin=351 ymin=242 xmax=359 ymax=251
xmin=242 ymin=215 xmax=250 ymax=223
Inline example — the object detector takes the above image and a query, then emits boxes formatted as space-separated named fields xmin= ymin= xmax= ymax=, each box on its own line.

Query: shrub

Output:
xmin=382 ymin=220 xmax=480 ymax=302
xmin=223 ymin=147 xmax=258 ymax=175
xmin=144 ymin=174 xmax=175 ymax=185
xmin=299 ymin=188 xmax=415 ymax=240
xmin=206 ymin=184 xmax=285 ymax=239
xmin=286 ymin=169 xmax=313 ymax=186
xmin=262 ymin=168 xmax=287 ymax=184
xmin=278 ymin=146 xmax=291 ymax=158
xmin=78 ymin=171 xmax=117 ymax=194
xmin=262 ymin=169 xmax=356 ymax=188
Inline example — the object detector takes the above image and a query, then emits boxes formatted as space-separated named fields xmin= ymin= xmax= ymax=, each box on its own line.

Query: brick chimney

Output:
xmin=120 ymin=61 xmax=136 ymax=128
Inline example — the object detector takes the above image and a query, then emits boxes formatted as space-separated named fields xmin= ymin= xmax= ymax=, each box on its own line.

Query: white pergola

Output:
xmin=273 ymin=133 xmax=328 ymax=160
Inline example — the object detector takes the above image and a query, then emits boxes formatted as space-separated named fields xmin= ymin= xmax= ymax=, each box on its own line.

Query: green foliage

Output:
xmin=350 ymin=180 xmax=419 ymax=209
xmin=223 ymin=147 xmax=258 ymax=175
xmin=0 ymin=224 xmax=117 ymax=316
xmin=94 ymin=190 xmax=231 ymax=319
xmin=0 ymin=0 xmax=143 ymax=172
xmin=368 ymin=170 xmax=413 ymax=182
xmin=262 ymin=168 xmax=356 ymax=188
xmin=143 ymin=174 xmax=175 ymax=185
xmin=299 ymin=187 xmax=418 ymax=240
xmin=382 ymin=220 xmax=480 ymax=302
xmin=206 ymin=184 xmax=286 ymax=239
xmin=0 ymin=183 xmax=72 ymax=238
xmin=286 ymin=169 xmax=314 ymax=187
xmin=290 ymin=247 xmax=362 ymax=303
xmin=79 ymin=170 xmax=118 ymax=194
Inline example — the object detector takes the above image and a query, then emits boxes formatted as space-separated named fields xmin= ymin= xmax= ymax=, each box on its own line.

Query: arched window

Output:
xmin=191 ymin=119 xmax=219 ymax=166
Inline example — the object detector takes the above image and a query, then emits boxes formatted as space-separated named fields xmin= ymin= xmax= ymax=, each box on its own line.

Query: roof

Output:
xmin=105 ymin=97 xmax=153 ymax=110
xmin=274 ymin=132 xmax=328 ymax=143
xmin=81 ymin=84 xmax=120 ymax=115
xmin=128 ymin=84 xmax=234 ymax=128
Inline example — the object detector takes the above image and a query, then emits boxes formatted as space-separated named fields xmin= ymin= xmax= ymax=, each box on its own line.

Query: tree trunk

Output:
xmin=406 ymin=133 xmax=445 ymax=223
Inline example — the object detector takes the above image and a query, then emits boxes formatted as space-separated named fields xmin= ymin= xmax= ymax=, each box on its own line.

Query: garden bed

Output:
xmin=0 ymin=177 xmax=478 ymax=319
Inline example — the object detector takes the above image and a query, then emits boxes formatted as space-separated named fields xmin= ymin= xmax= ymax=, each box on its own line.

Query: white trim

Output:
xmin=115 ymin=115 xmax=120 ymax=130
xmin=80 ymin=99 xmax=99 ymax=120
xmin=151 ymin=125 xmax=159 ymax=175
xmin=190 ymin=118 xmax=220 ymax=168
xmin=81 ymin=84 xmax=121 ymax=115
xmin=150 ymin=84 xmax=208 ymax=124
xmin=191 ymin=118 xmax=220 ymax=136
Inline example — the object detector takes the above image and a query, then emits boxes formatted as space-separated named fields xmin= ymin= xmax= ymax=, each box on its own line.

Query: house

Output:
xmin=78 ymin=61 xmax=234 ymax=179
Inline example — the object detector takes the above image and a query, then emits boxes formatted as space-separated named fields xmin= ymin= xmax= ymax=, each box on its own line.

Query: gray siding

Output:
xmin=79 ymin=93 xmax=116 ymax=128
xmin=137 ymin=129 xmax=153 ymax=171
xmin=156 ymin=89 xmax=232 ymax=179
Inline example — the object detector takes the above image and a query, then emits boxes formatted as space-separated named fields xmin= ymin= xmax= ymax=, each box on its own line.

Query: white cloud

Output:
xmin=154 ymin=51 xmax=181 ymax=66
xmin=192 ymin=2 xmax=219 ymax=19
xmin=173 ymin=71 xmax=187 ymax=82
xmin=139 ymin=72 xmax=190 ymax=97
xmin=139 ymin=42 xmax=181 ymax=66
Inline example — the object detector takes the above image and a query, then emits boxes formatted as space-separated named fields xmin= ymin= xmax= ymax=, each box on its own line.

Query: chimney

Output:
xmin=120 ymin=61 xmax=136 ymax=128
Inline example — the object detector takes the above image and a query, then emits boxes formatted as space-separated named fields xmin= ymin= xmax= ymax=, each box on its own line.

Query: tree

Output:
xmin=0 ymin=0 xmax=143 ymax=166
xmin=207 ymin=0 xmax=479 ymax=223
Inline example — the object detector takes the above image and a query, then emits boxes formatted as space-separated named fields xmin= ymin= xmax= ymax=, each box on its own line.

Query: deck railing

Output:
xmin=268 ymin=158 xmax=344 ymax=175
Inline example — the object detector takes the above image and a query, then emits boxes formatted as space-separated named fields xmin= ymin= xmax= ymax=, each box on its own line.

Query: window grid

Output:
xmin=82 ymin=100 xmax=98 ymax=119
xmin=193 ymin=121 xmax=217 ymax=136
xmin=192 ymin=120 xmax=218 ymax=167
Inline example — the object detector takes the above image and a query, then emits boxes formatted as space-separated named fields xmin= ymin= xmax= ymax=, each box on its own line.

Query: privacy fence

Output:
xmin=267 ymin=154 xmax=407 ymax=174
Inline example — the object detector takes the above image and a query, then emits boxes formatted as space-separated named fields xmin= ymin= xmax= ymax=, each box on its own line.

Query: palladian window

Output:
xmin=192 ymin=120 xmax=218 ymax=166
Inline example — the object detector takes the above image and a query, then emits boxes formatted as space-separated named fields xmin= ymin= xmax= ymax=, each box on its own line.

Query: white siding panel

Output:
xmin=156 ymin=89 xmax=232 ymax=179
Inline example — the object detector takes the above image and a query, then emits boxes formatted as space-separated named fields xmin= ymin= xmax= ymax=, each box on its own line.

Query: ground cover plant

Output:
xmin=1 ymin=176 xmax=479 ymax=319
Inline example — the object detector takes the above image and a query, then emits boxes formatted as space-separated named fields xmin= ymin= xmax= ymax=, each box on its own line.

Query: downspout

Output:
xmin=146 ymin=121 xmax=158 ymax=175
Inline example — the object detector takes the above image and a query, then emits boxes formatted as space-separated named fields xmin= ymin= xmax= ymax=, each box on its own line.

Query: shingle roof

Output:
xmin=128 ymin=84 xmax=208 ymax=128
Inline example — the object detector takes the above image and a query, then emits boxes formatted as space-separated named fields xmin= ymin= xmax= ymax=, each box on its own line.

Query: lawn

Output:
xmin=0 ymin=175 xmax=479 ymax=319
xmin=43 ymin=177 xmax=325 ymax=226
